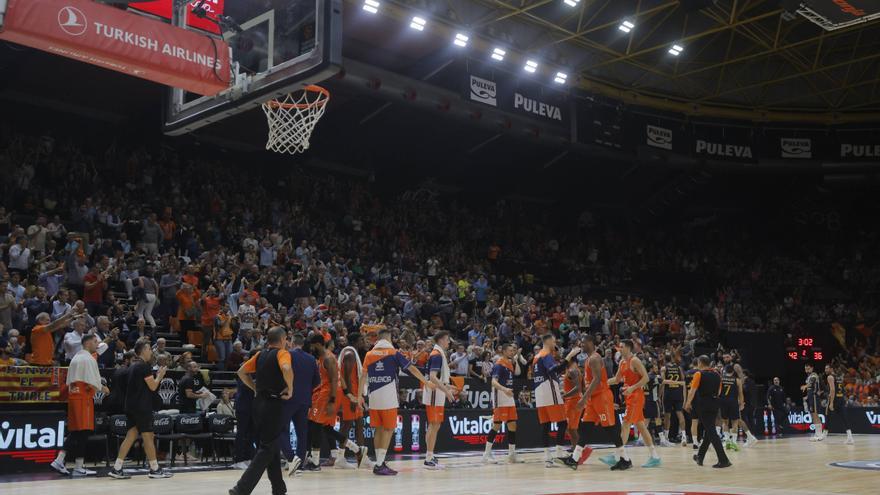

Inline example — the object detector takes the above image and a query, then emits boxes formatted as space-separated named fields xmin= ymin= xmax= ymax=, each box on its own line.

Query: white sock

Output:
xmin=508 ymin=444 xmax=516 ymax=456
xmin=650 ymin=446 xmax=658 ymax=458
xmin=75 ymin=458 xmax=84 ymax=470
xmin=544 ymin=447 xmax=551 ymax=460
xmin=114 ymin=459 xmax=124 ymax=470
xmin=335 ymin=449 xmax=345 ymax=461
xmin=311 ymin=449 xmax=320 ymax=462
xmin=815 ymin=424 xmax=823 ymax=436
xmin=426 ymin=450 xmax=434 ymax=462
xmin=617 ymin=446 xmax=629 ymax=461
xmin=555 ymin=445 xmax=564 ymax=457
xmin=573 ymin=445 xmax=583 ymax=458
xmin=484 ymin=442 xmax=493 ymax=455
xmin=375 ymin=448 xmax=387 ymax=466
xmin=659 ymin=431 xmax=666 ymax=441
xmin=149 ymin=459 xmax=159 ymax=471
xmin=346 ymin=439 xmax=359 ymax=451
xmin=846 ymin=429 xmax=853 ymax=437
xmin=55 ymin=451 xmax=66 ymax=463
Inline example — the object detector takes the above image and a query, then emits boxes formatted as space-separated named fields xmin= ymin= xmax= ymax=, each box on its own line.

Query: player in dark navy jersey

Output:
xmin=801 ymin=362 xmax=824 ymax=441
xmin=659 ymin=354 xmax=687 ymax=447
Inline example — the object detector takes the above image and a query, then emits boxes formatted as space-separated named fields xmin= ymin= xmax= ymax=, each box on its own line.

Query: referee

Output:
xmin=229 ymin=327 xmax=293 ymax=495
xmin=684 ymin=355 xmax=731 ymax=469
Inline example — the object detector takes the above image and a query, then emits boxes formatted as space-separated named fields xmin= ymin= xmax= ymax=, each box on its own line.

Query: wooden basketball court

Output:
xmin=0 ymin=435 xmax=877 ymax=495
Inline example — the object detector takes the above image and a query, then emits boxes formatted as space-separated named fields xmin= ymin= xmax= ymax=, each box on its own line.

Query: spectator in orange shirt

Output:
xmin=182 ymin=265 xmax=201 ymax=298
xmin=177 ymin=283 xmax=198 ymax=343
xmin=200 ymin=287 xmax=222 ymax=350
xmin=159 ymin=215 xmax=176 ymax=253
xmin=28 ymin=310 xmax=84 ymax=366
xmin=82 ymin=264 xmax=109 ymax=316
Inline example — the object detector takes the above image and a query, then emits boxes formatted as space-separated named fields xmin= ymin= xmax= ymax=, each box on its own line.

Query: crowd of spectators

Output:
xmin=0 ymin=128 xmax=877 ymax=408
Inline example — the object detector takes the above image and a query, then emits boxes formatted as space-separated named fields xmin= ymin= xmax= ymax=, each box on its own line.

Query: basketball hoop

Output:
xmin=262 ymin=85 xmax=330 ymax=155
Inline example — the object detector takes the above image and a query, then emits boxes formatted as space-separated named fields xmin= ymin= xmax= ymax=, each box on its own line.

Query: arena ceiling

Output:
xmin=348 ymin=0 xmax=880 ymax=118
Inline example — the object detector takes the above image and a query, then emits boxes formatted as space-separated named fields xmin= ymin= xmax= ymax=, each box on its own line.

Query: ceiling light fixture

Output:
xmin=362 ymin=0 xmax=379 ymax=14
xmin=410 ymin=16 xmax=426 ymax=31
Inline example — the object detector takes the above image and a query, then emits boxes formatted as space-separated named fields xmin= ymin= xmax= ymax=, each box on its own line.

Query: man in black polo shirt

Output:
xmin=685 ymin=355 xmax=731 ymax=469
xmin=179 ymin=360 xmax=209 ymax=413
xmin=229 ymin=327 xmax=293 ymax=495
xmin=109 ymin=339 xmax=173 ymax=479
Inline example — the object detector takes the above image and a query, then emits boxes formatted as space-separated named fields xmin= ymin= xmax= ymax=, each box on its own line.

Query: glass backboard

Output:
xmin=161 ymin=0 xmax=341 ymax=135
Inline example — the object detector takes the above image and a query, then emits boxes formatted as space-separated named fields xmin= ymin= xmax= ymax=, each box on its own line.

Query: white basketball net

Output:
xmin=262 ymin=85 xmax=330 ymax=155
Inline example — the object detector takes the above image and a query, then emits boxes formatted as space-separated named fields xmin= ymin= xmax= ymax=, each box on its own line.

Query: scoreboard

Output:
xmin=786 ymin=337 xmax=823 ymax=362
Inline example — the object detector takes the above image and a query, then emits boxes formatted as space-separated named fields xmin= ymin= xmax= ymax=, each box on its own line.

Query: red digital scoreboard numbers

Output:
xmin=129 ymin=0 xmax=224 ymax=35
xmin=787 ymin=336 xmax=823 ymax=361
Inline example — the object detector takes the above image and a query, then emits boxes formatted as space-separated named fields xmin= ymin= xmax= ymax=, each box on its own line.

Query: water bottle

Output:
xmin=394 ymin=415 xmax=403 ymax=452
xmin=411 ymin=414 xmax=420 ymax=452
xmin=763 ymin=409 xmax=769 ymax=436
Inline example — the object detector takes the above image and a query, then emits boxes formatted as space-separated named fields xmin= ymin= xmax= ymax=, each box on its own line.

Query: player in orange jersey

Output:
xmin=423 ymin=331 xmax=457 ymax=469
xmin=305 ymin=333 xmax=366 ymax=471
xmin=604 ymin=339 xmax=661 ymax=469
xmin=562 ymin=358 xmax=584 ymax=449
xmin=338 ymin=333 xmax=372 ymax=468
xmin=557 ymin=335 xmax=625 ymax=470
xmin=50 ymin=334 xmax=108 ymax=476
xmin=532 ymin=334 xmax=581 ymax=468
xmin=483 ymin=343 xmax=522 ymax=464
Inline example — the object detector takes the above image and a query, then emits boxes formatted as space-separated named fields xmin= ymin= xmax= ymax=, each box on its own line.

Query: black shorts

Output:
xmin=719 ymin=400 xmax=740 ymax=421
xmin=126 ymin=411 xmax=154 ymax=433
xmin=806 ymin=393 xmax=820 ymax=413
xmin=664 ymin=396 xmax=684 ymax=413
xmin=828 ymin=398 xmax=845 ymax=415
xmin=644 ymin=401 xmax=659 ymax=419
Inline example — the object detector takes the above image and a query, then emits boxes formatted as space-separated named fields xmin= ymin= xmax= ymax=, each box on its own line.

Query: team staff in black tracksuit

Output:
xmin=230 ymin=327 xmax=293 ymax=495
xmin=685 ymin=355 xmax=731 ymax=469
xmin=766 ymin=377 xmax=788 ymax=435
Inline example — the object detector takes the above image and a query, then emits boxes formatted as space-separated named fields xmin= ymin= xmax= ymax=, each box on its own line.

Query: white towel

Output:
xmin=432 ymin=344 xmax=450 ymax=385
xmin=372 ymin=338 xmax=394 ymax=350
xmin=338 ymin=346 xmax=365 ymax=396
xmin=67 ymin=350 xmax=102 ymax=391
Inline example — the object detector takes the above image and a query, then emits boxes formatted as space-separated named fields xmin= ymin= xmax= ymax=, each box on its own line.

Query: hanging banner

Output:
xmin=692 ymin=124 xmax=758 ymax=162
xmin=758 ymin=128 xmax=830 ymax=160
xmin=0 ymin=366 xmax=68 ymax=403
xmin=0 ymin=0 xmax=231 ymax=96
xmin=835 ymin=130 xmax=880 ymax=161
xmin=629 ymin=114 xmax=692 ymax=155
xmin=463 ymin=61 xmax=569 ymax=126
xmin=646 ymin=124 xmax=674 ymax=150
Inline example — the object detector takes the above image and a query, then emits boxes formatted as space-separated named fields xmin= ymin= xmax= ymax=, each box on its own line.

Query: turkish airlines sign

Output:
xmin=0 ymin=0 xmax=230 ymax=95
